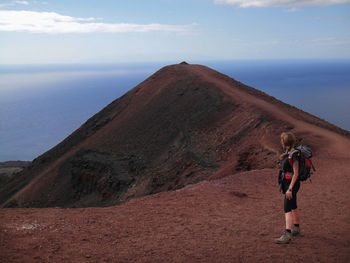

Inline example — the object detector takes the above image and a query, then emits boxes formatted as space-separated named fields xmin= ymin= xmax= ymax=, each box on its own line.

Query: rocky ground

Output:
xmin=0 ymin=161 xmax=31 ymax=188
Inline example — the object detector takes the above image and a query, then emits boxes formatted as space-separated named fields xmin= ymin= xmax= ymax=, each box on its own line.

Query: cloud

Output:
xmin=312 ymin=37 xmax=337 ymax=42
xmin=286 ymin=7 xmax=299 ymax=12
xmin=311 ymin=37 xmax=350 ymax=46
xmin=13 ymin=0 xmax=29 ymax=5
xmin=0 ymin=10 xmax=194 ymax=34
xmin=214 ymin=0 xmax=350 ymax=7
xmin=309 ymin=16 xmax=350 ymax=21
xmin=31 ymin=1 xmax=48 ymax=4
xmin=0 ymin=0 xmax=30 ymax=7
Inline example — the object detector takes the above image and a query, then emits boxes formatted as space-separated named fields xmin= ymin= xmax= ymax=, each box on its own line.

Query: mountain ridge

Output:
xmin=1 ymin=62 xmax=348 ymax=208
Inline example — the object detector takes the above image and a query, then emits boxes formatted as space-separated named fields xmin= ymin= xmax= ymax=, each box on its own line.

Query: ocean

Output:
xmin=1 ymin=60 xmax=349 ymax=162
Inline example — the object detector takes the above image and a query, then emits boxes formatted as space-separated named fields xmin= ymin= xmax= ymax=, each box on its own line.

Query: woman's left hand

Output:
xmin=286 ymin=191 xmax=293 ymax=200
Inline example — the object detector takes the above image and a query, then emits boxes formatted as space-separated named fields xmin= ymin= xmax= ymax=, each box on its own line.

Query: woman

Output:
xmin=275 ymin=132 xmax=301 ymax=244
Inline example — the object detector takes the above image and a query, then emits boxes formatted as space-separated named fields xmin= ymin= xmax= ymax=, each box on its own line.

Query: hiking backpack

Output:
xmin=288 ymin=145 xmax=316 ymax=182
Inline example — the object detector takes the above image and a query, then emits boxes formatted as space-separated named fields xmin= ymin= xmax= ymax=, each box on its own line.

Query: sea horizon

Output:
xmin=1 ymin=59 xmax=349 ymax=162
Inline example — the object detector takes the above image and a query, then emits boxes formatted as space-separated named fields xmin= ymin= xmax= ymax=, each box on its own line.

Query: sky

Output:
xmin=0 ymin=0 xmax=350 ymax=64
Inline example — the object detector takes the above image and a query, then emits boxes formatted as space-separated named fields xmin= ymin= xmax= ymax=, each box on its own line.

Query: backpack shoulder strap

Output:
xmin=288 ymin=149 xmax=300 ymax=159
xmin=288 ymin=149 xmax=300 ymax=167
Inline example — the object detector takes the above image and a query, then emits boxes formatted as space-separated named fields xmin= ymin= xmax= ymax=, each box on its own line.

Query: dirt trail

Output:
xmin=191 ymin=65 xmax=349 ymax=156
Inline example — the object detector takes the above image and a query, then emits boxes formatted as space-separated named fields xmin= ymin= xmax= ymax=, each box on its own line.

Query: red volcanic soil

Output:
xmin=1 ymin=136 xmax=350 ymax=262
xmin=1 ymin=63 xmax=350 ymax=262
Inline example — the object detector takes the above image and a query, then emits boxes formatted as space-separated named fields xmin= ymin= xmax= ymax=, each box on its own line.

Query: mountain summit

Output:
xmin=1 ymin=63 xmax=348 ymax=208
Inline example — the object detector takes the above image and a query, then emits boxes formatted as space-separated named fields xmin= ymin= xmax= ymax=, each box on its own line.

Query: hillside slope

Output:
xmin=1 ymin=62 xmax=348 ymax=208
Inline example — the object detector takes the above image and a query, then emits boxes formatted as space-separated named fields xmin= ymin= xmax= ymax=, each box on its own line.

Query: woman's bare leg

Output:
xmin=291 ymin=208 xmax=300 ymax=224
xmin=285 ymin=212 xmax=293 ymax=230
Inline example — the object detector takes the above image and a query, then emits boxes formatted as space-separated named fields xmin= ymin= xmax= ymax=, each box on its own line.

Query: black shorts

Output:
xmin=282 ymin=179 xmax=300 ymax=213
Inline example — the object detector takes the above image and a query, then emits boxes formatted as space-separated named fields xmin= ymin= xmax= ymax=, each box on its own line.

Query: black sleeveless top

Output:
xmin=282 ymin=150 xmax=299 ymax=174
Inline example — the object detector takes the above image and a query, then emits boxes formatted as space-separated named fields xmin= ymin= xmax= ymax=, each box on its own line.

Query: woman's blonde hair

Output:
xmin=280 ymin=132 xmax=296 ymax=150
xmin=279 ymin=132 xmax=296 ymax=160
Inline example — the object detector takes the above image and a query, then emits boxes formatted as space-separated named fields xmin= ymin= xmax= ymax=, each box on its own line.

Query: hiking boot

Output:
xmin=275 ymin=230 xmax=292 ymax=244
xmin=292 ymin=225 xmax=300 ymax=236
